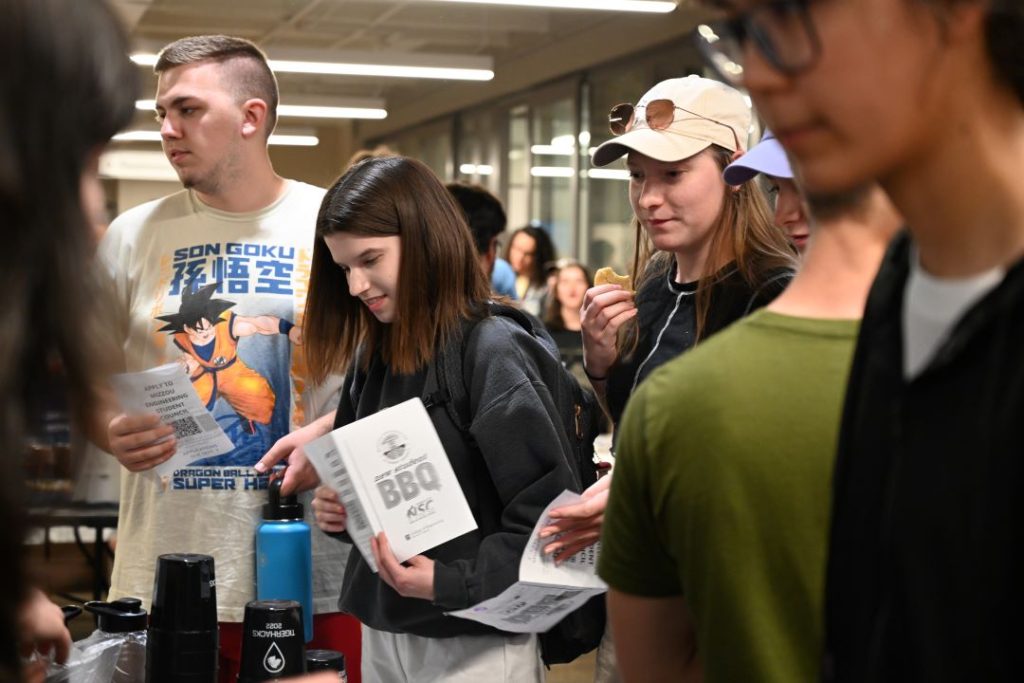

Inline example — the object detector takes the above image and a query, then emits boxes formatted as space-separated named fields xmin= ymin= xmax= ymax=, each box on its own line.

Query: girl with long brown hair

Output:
xmin=260 ymin=155 xmax=579 ymax=681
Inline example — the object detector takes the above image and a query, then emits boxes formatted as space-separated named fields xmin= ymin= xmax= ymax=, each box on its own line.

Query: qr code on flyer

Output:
xmin=169 ymin=413 xmax=218 ymax=438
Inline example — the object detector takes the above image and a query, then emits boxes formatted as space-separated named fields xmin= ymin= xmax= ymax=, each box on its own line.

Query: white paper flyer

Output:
xmin=303 ymin=398 xmax=478 ymax=572
xmin=110 ymin=362 xmax=235 ymax=478
xmin=446 ymin=489 xmax=608 ymax=633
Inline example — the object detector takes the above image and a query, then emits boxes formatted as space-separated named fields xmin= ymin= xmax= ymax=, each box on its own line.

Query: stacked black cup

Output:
xmin=146 ymin=553 xmax=219 ymax=682
xmin=237 ymin=599 xmax=306 ymax=682
xmin=306 ymin=649 xmax=346 ymax=681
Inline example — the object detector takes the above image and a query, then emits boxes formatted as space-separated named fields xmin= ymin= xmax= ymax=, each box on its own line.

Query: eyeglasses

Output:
xmin=608 ymin=100 xmax=741 ymax=150
xmin=692 ymin=0 xmax=822 ymax=87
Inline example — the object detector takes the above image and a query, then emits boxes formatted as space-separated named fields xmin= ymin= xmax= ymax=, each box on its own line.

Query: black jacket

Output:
xmin=825 ymin=231 xmax=1024 ymax=681
xmin=605 ymin=261 xmax=791 ymax=426
xmin=332 ymin=315 xmax=578 ymax=637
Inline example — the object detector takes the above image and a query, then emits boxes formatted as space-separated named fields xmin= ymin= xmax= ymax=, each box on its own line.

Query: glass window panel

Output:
xmin=455 ymin=106 xmax=502 ymax=195
xmin=506 ymin=105 xmax=530 ymax=233
xmin=579 ymin=43 xmax=701 ymax=275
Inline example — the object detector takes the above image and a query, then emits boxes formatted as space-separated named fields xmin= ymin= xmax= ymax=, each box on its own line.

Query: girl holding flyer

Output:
xmin=261 ymin=155 xmax=578 ymax=681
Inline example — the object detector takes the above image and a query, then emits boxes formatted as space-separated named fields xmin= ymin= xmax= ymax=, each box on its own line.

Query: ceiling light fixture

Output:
xmin=459 ymin=163 xmax=495 ymax=175
xmin=279 ymin=104 xmax=386 ymax=119
xmin=112 ymin=130 xmax=319 ymax=147
xmin=420 ymin=0 xmax=675 ymax=12
xmin=130 ymin=51 xmax=494 ymax=81
xmin=136 ymin=98 xmax=387 ymax=120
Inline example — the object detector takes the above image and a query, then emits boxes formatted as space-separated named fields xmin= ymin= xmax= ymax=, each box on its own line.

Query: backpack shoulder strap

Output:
xmin=422 ymin=320 xmax=477 ymax=438
xmin=486 ymin=301 xmax=533 ymax=333
xmin=423 ymin=304 xmax=546 ymax=440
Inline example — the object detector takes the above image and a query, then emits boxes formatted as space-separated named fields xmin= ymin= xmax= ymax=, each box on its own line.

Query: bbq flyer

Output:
xmin=304 ymin=398 xmax=477 ymax=570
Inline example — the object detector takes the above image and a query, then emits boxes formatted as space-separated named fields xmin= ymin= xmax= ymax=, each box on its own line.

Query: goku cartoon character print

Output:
xmin=149 ymin=231 xmax=310 ymax=469
xmin=156 ymin=277 xmax=301 ymax=465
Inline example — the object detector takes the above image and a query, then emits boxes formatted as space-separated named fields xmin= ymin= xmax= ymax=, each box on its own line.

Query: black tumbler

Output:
xmin=238 ymin=599 xmax=306 ymax=682
xmin=146 ymin=553 xmax=219 ymax=683
xmin=306 ymin=649 xmax=346 ymax=681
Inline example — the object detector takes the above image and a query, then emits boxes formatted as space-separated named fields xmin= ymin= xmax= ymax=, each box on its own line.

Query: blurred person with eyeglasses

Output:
xmin=697 ymin=0 xmax=1024 ymax=680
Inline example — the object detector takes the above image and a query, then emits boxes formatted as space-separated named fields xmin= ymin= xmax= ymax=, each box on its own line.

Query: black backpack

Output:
xmin=424 ymin=302 xmax=607 ymax=666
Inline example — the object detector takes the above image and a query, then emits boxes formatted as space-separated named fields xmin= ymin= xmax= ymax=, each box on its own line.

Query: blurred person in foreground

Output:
xmin=0 ymin=0 xmax=136 ymax=679
xmin=694 ymin=0 xmax=1024 ymax=677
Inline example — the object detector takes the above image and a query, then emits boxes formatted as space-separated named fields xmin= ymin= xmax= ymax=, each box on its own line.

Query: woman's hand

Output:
xmin=371 ymin=532 xmax=435 ymax=601
xmin=255 ymin=411 xmax=336 ymax=494
xmin=311 ymin=486 xmax=347 ymax=533
xmin=580 ymin=284 xmax=637 ymax=379
xmin=539 ymin=474 xmax=612 ymax=563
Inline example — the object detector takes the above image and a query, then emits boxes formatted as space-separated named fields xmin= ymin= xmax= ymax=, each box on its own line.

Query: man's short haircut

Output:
xmin=155 ymin=34 xmax=279 ymax=137
xmin=446 ymin=183 xmax=507 ymax=255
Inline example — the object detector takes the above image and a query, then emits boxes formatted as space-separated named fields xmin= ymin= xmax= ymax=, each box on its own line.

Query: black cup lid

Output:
xmin=263 ymin=478 xmax=303 ymax=520
xmin=149 ymin=553 xmax=217 ymax=632
xmin=305 ymin=649 xmax=345 ymax=672
xmin=84 ymin=597 xmax=147 ymax=632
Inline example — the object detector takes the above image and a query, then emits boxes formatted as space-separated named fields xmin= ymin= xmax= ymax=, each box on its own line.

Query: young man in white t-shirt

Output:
xmin=92 ymin=35 xmax=359 ymax=682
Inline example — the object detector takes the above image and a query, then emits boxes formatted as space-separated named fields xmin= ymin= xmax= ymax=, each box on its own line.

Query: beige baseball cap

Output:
xmin=592 ymin=75 xmax=750 ymax=167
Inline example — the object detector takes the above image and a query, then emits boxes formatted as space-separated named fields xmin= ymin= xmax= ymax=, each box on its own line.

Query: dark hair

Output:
xmin=446 ymin=183 xmax=508 ymax=255
xmin=304 ymin=157 xmax=491 ymax=379
xmin=155 ymin=35 xmax=279 ymax=136
xmin=543 ymin=261 xmax=593 ymax=332
xmin=981 ymin=0 xmax=1024 ymax=104
xmin=156 ymin=282 xmax=235 ymax=333
xmin=0 ymin=0 xmax=138 ymax=676
xmin=505 ymin=225 xmax=558 ymax=288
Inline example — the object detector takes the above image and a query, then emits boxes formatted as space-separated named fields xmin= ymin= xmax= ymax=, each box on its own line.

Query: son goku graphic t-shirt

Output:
xmin=98 ymin=182 xmax=346 ymax=621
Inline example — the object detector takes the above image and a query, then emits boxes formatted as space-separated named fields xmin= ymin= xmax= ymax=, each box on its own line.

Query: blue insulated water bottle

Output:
xmin=256 ymin=478 xmax=314 ymax=642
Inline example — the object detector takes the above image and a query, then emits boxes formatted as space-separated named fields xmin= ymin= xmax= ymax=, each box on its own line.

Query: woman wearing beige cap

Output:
xmin=580 ymin=75 xmax=795 ymax=431
xmin=541 ymin=74 xmax=795 ymax=680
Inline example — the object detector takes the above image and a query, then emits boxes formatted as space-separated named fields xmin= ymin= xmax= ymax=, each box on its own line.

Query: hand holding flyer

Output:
xmin=110 ymin=362 xmax=234 ymax=478
xmin=302 ymin=398 xmax=478 ymax=573
xmin=446 ymin=490 xmax=608 ymax=633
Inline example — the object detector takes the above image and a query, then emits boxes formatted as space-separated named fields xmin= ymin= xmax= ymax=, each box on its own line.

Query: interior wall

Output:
xmin=269 ymin=121 xmax=358 ymax=189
